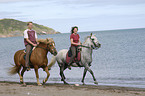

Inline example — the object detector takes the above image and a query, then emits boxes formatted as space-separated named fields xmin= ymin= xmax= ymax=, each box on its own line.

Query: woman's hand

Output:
xmin=76 ymin=43 xmax=81 ymax=46
xmin=78 ymin=42 xmax=82 ymax=46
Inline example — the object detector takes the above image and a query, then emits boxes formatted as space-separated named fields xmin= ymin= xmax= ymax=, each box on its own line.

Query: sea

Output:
xmin=0 ymin=28 xmax=145 ymax=88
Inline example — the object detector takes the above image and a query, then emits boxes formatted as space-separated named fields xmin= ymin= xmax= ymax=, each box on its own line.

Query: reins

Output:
xmin=36 ymin=44 xmax=49 ymax=51
xmin=79 ymin=45 xmax=91 ymax=49
xmin=79 ymin=38 xmax=97 ymax=49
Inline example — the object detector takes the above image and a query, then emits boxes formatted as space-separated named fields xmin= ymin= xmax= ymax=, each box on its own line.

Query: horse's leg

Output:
xmin=16 ymin=64 xmax=23 ymax=83
xmin=85 ymin=65 xmax=98 ymax=85
xmin=59 ymin=63 xmax=64 ymax=81
xmin=62 ymin=74 xmax=66 ymax=80
xmin=16 ymin=65 xmax=23 ymax=83
xmin=43 ymin=66 xmax=50 ymax=84
xmin=81 ymin=68 xmax=87 ymax=85
xmin=59 ymin=64 xmax=68 ymax=84
xmin=34 ymin=66 xmax=42 ymax=85
xmin=62 ymin=66 xmax=67 ymax=80
xmin=20 ymin=67 xmax=27 ymax=85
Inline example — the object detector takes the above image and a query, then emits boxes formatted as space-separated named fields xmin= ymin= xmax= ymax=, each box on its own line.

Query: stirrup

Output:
xmin=67 ymin=63 xmax=71 ymax=70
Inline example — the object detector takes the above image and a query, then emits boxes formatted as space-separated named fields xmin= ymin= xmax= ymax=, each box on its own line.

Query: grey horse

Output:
xmin=48 ymin=33 xmax=101 ymax=84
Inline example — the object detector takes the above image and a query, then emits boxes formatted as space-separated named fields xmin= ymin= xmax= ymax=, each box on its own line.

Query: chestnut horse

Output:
xmin=9 ymin=38 xmax=57 ymax=85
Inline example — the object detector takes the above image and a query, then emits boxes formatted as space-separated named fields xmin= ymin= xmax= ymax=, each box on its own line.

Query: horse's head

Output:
xmin=37 ymin=38 xmax=57 ymax=56
xmin=89 ymin=33 xmax=101 ymax=50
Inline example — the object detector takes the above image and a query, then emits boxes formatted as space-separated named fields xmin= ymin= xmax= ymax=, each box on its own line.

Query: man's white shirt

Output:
xmin=24 ymin=29 xmax=37 ymax=39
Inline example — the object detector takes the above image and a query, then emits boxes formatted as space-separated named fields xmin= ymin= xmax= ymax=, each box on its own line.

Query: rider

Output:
xmin=68 ymin=26 xmax=81 ymax=69
xmin=24 ymin=22 xmax=38 ymax=71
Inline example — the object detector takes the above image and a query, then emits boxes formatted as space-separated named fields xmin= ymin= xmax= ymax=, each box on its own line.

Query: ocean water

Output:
xmin=0 ymin=28 xmax=145 ymax=88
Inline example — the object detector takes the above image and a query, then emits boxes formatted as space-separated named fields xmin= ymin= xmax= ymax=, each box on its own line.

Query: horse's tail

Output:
xmin=48 ymin=56 xmax=56 ymax=70
xmin=8 ymin=64 xmax=19 ymax=75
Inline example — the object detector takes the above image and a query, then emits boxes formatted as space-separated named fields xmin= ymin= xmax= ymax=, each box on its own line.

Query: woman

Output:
xmin=68 ymin=26 xmax=81 ymax=69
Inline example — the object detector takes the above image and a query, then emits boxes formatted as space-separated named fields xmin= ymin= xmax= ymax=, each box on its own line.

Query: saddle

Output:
xmin=66 ymin=47 xmax=81 ymax=66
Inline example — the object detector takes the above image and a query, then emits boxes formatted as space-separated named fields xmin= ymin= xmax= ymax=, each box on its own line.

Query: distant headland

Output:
xmin=0 ymin=18 xmax=60 ymax=38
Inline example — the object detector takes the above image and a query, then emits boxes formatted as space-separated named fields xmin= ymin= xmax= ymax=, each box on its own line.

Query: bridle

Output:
xmin=80 ymin=37 xmax=98 ymax=49
xmin=36 ymin=42 xmax=55 ymax=51
xmin=36 ymin=44 xmax=50 ymax=51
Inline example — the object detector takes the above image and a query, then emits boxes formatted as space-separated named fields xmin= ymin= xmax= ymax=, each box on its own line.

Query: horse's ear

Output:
xmin=46 ymin=38 xmax=49 ymax=42
xmin=90 ymin=33 xmax=92 ymax=36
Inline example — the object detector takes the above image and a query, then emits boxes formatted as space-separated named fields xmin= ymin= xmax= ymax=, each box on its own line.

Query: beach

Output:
xmin=0 ymin=81 xmax=145 ymax=96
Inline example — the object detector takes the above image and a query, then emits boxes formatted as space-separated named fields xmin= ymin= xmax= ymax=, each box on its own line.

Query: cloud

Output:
xmin=0 ymin=0 xmax=145 ymax=32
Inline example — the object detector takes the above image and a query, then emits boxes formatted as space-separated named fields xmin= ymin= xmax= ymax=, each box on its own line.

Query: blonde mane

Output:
xmin=37 ymin=38 xmax=54 ymax=44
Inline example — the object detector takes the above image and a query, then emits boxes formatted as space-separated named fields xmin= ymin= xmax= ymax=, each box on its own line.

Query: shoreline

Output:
xmin=1 ymin=81 xmax=145 ymax=91
xmin=0 ymin=81 xmax=145 ymax=96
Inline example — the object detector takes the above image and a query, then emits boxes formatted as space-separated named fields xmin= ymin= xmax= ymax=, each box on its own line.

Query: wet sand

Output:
xmin=0 ymin=81 xmax=145 ymax=96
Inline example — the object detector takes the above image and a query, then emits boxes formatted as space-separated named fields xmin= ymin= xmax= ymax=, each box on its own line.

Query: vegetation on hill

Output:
xmin=0 ymin=18 xmax=60 ymax=37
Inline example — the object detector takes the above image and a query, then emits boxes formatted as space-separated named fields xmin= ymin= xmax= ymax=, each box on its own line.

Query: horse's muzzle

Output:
xmin=96 ymin=43 xmax=101 ymax=48
xmin=98 ymin=43 xmax=101 ymax=48
xmin=53 ymin=51 xmax=57 ymax=56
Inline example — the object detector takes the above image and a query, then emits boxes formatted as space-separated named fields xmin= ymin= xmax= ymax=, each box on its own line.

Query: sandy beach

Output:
xmin=0 ymin=81 xmax=145 ymax=96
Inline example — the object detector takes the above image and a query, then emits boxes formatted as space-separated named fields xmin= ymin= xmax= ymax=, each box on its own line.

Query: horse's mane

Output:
xmin=83 ymin=36 xmax=90 ymax=44
xmin=37 ymin=38 xmax=54 ymax=44
xmin=83 ymin=35 xmax=96 ymax=44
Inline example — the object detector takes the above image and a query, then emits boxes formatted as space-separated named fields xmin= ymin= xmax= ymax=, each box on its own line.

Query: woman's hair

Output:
xmin=71 ymin=26 xmax=78 ymax=34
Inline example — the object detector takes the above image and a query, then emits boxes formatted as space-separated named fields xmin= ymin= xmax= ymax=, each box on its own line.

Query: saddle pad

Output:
xmin=66 ymin=51 xmax=81 ymax=64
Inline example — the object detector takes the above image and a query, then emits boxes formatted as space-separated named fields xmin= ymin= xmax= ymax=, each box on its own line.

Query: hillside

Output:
xmin=0 ymin=18 xmax=60 ymax=37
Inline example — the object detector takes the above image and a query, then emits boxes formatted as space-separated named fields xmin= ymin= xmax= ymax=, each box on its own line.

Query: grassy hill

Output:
xmin=0 ymin=18 xmax=60 ymax=37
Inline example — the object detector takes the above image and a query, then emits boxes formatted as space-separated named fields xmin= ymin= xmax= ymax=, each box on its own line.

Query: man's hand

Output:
xmin=33 ymin=44 xmax=37 ymax=47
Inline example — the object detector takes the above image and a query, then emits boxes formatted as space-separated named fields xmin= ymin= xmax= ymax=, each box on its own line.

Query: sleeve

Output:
xmin=35 ymin=31 xmax=38 ymax=38
xmin=70 ymin=34 xmax=73 ymax=39
xmin=78 ymin=34 xmax=80 ymax=38
xmin=24 ymin=30 xmax=28 ymax=38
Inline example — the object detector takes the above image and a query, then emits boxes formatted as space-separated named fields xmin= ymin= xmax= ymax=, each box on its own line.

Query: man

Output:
xmin=24 ymin=22 xmax=38 ymax=71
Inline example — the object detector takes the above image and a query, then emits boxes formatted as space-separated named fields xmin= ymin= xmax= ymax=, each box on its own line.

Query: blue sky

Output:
xmin=0 ymin=0 xmax=145 ymax=33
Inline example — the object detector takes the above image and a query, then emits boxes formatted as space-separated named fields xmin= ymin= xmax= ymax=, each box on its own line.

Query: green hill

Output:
xmin=0 ymin=18 xmax=60 ymax=37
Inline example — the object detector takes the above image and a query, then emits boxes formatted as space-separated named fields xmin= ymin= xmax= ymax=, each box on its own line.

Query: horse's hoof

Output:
xmin=21 ymin=83 xmax=27 ymax=87
xmin=64 ymin=82 xmax=69 ymax=85
xmin=94 ymin=81 xmax=98 ymax=85
xmin=20 ymin=81 xmax=23 ymax=84
xmin=43 ymin=80 xmax=46 ymax=84
xmin=38 ymin=83 xmax=42 ymax=86
xmin=82 ymin=82 xmax=86 ymax=85
xmin=81 ymin=81 xmax=85 ymax=85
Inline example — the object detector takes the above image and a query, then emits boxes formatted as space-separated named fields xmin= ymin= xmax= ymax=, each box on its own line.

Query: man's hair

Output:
xmin=27 ymin=22 xmax=33 ymax=26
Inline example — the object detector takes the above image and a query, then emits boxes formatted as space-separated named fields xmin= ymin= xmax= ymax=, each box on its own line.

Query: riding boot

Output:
xmin=25 ymin=44 xmax=32 ymax=71
xmin=68 ymin=46 xmax=76 ymax=70
xmin=67 ymin=62 xmax=72 ymax=70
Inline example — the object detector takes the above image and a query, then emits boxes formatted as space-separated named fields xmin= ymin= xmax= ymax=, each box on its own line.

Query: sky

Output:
xmin=0 ymin=0 xmax=145 ymax=33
